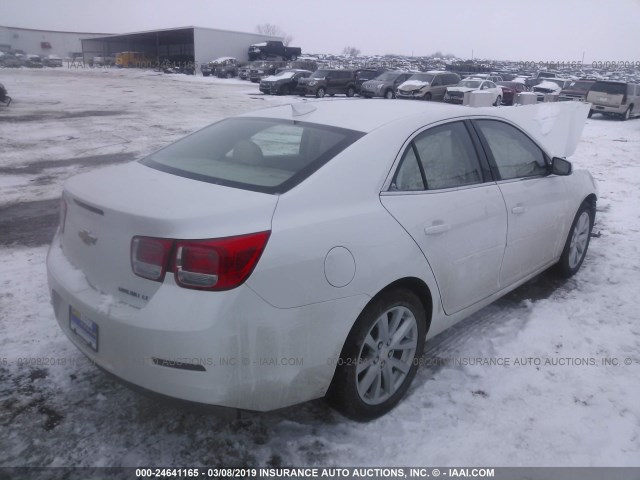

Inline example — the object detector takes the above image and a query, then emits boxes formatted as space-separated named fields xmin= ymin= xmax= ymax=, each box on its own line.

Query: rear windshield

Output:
xmin=458 ymin=80 xmax=482 ymax=88
xmin=567 ymin=81 xmax=594 ymax=90
xmin=357 ymin=70 xmax=383 ymax=80
xmin=141 ymin=117 xmax=364 ymax=194
xmin=591 ymin=82 xmax=626 ymax=95
xmin=311 ymin=69 xmax=331 ymax=78
xmin=408 ymin=73 xmax=435 ymax=83
xmin=376 ymin=72 xmax=403 ymax=81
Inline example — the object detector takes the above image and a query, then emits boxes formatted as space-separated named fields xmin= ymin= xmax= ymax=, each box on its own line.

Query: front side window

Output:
xmin=475 ymin=120 xmax=547 ymax=180
xmin=142 ymin=118 xmax=364 ymax=193
xmin=311 ymin=70 xmax=330 ymax=79
xmin=394 ymin=122 xmax=483 ymax=191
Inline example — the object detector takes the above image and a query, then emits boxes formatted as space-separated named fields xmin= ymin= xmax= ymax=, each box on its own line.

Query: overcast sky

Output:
xmin=4 ymin=0 xmax=640 ymax=61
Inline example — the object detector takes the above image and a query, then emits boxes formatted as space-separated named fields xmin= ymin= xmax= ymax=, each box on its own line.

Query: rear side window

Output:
xmin=475 ymin=120 xmax=547 ymax=180
xmin=393 ymin=122 xmax=483 ymax=191
xmin=142 ymin=118 xmax=364 ymax=194
xmin=445 ymin=74 xmax=460 ymax=85
xmin=591 ymin=82 xmax=626 ymax=95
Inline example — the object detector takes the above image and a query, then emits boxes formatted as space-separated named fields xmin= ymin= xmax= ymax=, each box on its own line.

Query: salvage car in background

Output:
xmin=43 ymin=55 xmax=63 ymax=68
xmin=200 ymin=57 xmax=240 ymax=78
xmin=444 ymin=78 xmax=503 ymax=106
xmin=497 ymin=81 xmax=530 ymax=105
xmin=249 ymin=61 xmax=287 ymax=83
xmin=533 ymin=78 xmax=572 ymax=102
xmin=0 ymin=52 xmax=22 ymax=68
xmin=259 ymin=69 xmax=311 ymax=95
xmin=354 ymin=68 xmax=388 ymax=93
xmin=559 ymin=79 xmax=595 ymax=102
xmin=296 ymin=69 xmax=357 ymax=98
xmin=586 ymin=81 xmax=640 ymax=120
xmin=396 ymin=71 xmax=460 ymax=101
xmin=360 ymin=71 xmax=413 ymax=99
xmin=47 ymin=100 xmax=596 ymax=421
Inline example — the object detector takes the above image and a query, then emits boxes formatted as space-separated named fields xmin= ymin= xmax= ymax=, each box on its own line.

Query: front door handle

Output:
xmin=512 ymin=206 xmax=526 ymax=214
xmin=424 ymin=223 xmax=451 ymax=235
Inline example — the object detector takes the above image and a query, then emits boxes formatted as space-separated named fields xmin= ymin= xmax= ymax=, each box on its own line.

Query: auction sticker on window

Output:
xmin=69 ymin=306 xmax=99 ymax=352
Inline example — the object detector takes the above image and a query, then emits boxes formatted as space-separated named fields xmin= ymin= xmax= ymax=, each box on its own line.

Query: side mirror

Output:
xmin=551 ymin=157 xmax=572 ymax=176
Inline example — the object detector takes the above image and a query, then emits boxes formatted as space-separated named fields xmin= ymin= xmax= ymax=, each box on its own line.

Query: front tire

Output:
xmin=346 ymin=86 xmax=355 ymax=97
xmin=423 ymin=92 xmax=432 ymax=101
xmin=328 ymin=289 xmax=426 ymax=421
xmin=556 ymin=201 xmax=594 ymax=278
xmin=280 ymin=85 xmax=290 ymax=96
xmin=384 ymin=89 xmax=394 ymax=99
xmin=316 ymin=87 xmax=326 ymax=98
xmin=588 ymin=109 xmax=593 ymax=118
xmin=494 ymin=95 xmax=502 ymax=106
xmin=622 ymin=106 xmax=631 ymax=121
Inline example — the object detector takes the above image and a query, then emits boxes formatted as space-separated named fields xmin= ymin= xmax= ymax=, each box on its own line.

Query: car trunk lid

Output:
xmin=61 ymin=162 xmax=278 ymax=307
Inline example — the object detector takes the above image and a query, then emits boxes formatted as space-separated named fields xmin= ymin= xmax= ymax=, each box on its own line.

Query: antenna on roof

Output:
xmin=291 ymin=103 xmax=317 ymax=117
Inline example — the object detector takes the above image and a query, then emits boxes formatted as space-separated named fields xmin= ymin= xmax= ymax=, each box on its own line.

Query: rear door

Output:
xmin=381 ymin=120 xmax=507 ymax=314
xmin=472 ymin=119 xmax=570 ymax=286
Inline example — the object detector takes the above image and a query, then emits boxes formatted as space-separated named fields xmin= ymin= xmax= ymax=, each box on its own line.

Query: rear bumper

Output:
xmin=296 ymin=85 xmax=318 ymax=95
xmin=590 ymin=103 xmax=628 ymax=114
xmin=46 ymin=233 xmax=367 ymax=411
xmin=259 ymin=84 xmax=280 ymax=94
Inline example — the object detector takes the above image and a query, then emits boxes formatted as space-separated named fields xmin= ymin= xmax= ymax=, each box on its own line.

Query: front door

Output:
xmin=473 ymin=119 xmax=569 ymax=286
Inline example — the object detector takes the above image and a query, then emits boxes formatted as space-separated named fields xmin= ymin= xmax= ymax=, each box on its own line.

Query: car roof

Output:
xmin=241 ymin=100 xmax=500 ymax=133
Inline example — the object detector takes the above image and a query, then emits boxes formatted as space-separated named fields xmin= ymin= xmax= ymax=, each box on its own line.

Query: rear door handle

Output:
xmin=512 ymin=206 xmax=526 ymax=214
xmin=424 ymin=223 xmax=451 ymax=235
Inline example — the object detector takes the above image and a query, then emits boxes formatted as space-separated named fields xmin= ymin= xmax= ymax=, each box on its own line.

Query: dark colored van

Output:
xmin=296 ymin=69 xmax=357 ymax=98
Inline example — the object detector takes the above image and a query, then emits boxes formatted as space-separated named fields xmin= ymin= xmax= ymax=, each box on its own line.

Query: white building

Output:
xmin=81 ymin=26 xmax=281 ymax=69
xmin=0 ymin=25 xmax=110 ymax=58
xmin=1 ymin=25 xmax=282 ymax=70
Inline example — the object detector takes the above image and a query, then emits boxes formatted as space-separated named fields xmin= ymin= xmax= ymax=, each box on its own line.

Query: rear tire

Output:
xmin=622 ymin=106 xmax=631 ymax=121
xmin=346 ymin=86 xmax=355 ymax=97
xmin=555 ymin=201 xmax=594 ymax=278
xmin=327 ymin=289 xmax=426 ymax=421
xmin=588 ymin=109 xmax=593 ymax=118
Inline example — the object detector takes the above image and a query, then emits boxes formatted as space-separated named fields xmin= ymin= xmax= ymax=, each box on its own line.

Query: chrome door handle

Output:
xmin=512 ymin=206 xmax=526 ymax=214
xmin=424 ymin=223 xmax=451 ymax=235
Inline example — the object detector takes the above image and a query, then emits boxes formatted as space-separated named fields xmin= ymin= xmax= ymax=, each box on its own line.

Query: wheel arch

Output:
xmin=347 ymin=276 xmax=434 ymax=345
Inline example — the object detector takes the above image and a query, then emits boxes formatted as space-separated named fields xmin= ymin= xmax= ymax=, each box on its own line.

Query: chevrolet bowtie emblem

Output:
xmin=78 ymin=230 xmax=98 ymax=246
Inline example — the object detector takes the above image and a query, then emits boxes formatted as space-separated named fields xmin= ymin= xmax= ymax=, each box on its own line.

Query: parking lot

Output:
xmin=1 ymin=68 xmax=640 ymax=467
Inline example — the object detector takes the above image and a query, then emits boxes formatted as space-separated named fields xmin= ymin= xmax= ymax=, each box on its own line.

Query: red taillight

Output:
xmin=175 ymin=232 xmax=271 ymax=290
xmin=131 ymin=237 xmax=173 ymax=281
xmin=59 ymin=196 xmax=67 ymax=234
xmin=131 ymin=232 xmax=270 ymax=291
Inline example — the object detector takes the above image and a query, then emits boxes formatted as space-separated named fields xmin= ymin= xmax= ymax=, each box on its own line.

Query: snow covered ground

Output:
xmin=0 ymin=68 xmax=639 ymax=468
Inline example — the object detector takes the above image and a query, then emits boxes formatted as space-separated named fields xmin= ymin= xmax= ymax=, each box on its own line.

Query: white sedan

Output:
xmin=47 ymin=100 xmax=597 ymax=420
xmin=444 ymin=78 xmax=504 ymax=105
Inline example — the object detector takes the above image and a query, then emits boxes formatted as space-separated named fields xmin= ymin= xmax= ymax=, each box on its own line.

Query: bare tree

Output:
xmin=255 ymin=24 xmax=293 ymax=46
xmin=342 ymin=46 xmax=361 ymax=57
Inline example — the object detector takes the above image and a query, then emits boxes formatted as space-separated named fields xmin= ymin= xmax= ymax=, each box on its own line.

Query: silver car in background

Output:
xmin=360 ymin=71 xmax=413 ymax=99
